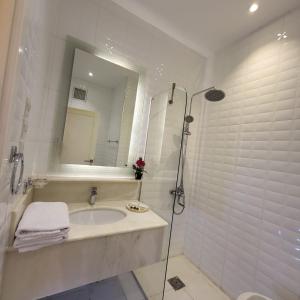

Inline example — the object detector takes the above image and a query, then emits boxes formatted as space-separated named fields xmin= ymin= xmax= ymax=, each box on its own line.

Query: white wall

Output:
xmin=0 ymin=0 xmax=55 ymax=286
xmin=185 ymin=9 xmax=300 ymax=300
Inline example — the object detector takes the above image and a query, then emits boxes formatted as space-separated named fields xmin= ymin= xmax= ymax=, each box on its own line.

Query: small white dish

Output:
xmin=126 ymin=201 xmax=149 ymax=213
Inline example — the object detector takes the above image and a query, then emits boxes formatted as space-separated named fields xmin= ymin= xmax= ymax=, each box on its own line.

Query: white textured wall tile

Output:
xmin=185 ymin=9 xmax=300 ymax=300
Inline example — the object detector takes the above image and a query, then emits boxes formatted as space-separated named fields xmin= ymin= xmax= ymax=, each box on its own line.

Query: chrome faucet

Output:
xmin=23 ymin=177 xmax=33 ymax=194
xmin=89 ymin=187 xmax=98 ymax=205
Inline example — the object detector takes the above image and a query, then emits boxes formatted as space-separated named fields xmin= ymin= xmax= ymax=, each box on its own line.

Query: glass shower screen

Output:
xmin=133 ymin=85 xmax=188 ymax=299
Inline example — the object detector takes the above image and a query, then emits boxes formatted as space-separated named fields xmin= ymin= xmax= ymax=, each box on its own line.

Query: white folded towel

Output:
xmin=15 ymin=202 xmax=69 ymax=234
xmin=16 ymin=239 xmax=66 ymax=253
xmin=14 ymin=202 xmax=70 ymax=252
xmin=15 ymin=229 xmax=69 ymax=241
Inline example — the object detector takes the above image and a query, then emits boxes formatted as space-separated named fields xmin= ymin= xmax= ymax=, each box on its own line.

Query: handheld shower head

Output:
xmin=183 ymin=115 xmax=194 ymax=136
xmin=184 ymin=115 xmax=194 ymax=123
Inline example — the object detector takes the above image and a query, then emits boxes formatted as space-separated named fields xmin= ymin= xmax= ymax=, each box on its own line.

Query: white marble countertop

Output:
xmin=37 ymin=175 xmax=140 ymax=183
xmin=7 ymin=201 xmax=168 ymax=251
xmin=63 ymin=201 xmax=167 ymax=242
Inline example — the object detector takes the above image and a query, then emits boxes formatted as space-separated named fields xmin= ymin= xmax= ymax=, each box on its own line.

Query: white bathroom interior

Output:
xmin=0 ymin=1 xmax=300 ymax=300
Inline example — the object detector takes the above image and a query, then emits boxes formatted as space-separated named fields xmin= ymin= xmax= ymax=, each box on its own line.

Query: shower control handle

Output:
xmin=170 ymin=187 xmax=185 ymax=208
xmin=170 ymin=187 xmax=185 ymax=197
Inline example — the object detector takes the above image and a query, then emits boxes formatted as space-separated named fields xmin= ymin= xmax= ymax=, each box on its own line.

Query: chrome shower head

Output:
xmin=205 ymin=89 xmax=225 ymax=102
xmin=188 ymin=87 xmax=225 ymax=118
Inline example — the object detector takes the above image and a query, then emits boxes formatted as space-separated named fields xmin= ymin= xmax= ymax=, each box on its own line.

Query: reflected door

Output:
xmin=61 ymin=107 xmax=98 ymax=164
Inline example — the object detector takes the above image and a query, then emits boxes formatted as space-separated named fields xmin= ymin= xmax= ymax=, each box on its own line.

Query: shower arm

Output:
xmin=189 ymin=86 xmax=215 ymax=115
xmin=151 ymin=83 xmax=187 ymax=103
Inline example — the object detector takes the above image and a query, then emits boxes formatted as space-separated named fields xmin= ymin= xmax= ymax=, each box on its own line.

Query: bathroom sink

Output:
xmin=70 ymin=208 xmax=126 ymax=225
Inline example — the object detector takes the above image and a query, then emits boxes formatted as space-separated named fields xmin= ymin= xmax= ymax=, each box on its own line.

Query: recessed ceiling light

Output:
xmin=88 ymin=72 xmax=93 ymax=77
xmin=276 ymin=32 xmax=288 ymax=41
xmin=249 ymin=3 xmax=259 ymax=13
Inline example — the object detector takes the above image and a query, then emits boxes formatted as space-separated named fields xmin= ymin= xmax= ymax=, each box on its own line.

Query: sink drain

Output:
xmin=168 ymin=276 xmax=185 ymax=291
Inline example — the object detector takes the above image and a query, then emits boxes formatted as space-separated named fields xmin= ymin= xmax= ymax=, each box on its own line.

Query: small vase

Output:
xmin=135 ymin=172 xmax=143 ymax=180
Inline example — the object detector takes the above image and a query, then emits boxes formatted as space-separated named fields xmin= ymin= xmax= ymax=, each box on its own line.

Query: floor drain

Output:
xmin=168 ymin=276 xmax=185 ymax=291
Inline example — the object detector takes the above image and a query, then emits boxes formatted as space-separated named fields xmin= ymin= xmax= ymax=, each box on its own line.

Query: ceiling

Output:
xmin=72 ymin=49 xmax=138 ymax=89
xmin=112 ymin=0 xmax=300 ymax=56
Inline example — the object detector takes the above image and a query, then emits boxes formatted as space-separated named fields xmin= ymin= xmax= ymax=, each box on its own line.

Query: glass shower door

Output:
xmin=133 ymin=85 xmax=187 ymax=299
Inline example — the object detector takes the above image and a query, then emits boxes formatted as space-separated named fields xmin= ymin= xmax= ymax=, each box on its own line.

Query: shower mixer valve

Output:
xmin=170 ymin=186 xmax=185 ymax=207
xmin=167 ymin=84 xmax=225 ymax=216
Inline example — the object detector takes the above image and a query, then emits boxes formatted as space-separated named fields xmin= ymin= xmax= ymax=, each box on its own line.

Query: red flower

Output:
xmin=136 ymin=157 xmax=145 ymax=168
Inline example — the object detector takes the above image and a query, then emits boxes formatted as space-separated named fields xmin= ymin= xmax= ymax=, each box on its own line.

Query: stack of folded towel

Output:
xmin=14 ymin=202 xmax=70 ymax=252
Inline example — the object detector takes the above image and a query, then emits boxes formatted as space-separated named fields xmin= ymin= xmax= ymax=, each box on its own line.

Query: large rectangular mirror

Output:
xmin=61 ymin=49 xmax=139 ymax=167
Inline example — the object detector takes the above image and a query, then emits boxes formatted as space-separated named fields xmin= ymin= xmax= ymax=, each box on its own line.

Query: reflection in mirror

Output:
xmin=61 ymin=49 xmax=139 ymax=167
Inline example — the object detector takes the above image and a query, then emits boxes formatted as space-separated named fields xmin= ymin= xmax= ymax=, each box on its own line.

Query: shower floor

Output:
xmin=135 ymin=255 xmax=231 ymax=300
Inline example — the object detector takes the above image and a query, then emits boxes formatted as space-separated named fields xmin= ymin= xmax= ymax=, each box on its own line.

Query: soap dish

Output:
xmin=126 ymin=201 xmax=149 ymax=213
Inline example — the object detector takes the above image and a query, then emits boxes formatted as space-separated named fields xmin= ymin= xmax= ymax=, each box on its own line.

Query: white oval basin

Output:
xmin=70 ymin=208 xmax=126 ymax=225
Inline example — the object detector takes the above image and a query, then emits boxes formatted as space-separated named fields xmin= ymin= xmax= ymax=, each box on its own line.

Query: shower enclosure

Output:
xmin=133 ymin=84 xmax=189 ymax=299
xmin=134 ymin=83 xmax=225 ymax=299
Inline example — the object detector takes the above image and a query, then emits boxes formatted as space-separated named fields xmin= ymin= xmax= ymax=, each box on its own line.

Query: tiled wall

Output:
xmin=0 ymin=0 xmax=52 ymax=284
xmin=185 ymin=9 xmax=300 ymax=300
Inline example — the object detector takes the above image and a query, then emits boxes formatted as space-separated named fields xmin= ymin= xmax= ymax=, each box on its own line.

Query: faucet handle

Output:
xmin=91 ymin=186 xmax=97 ymax=194
xmin=23 ymin=177 xmax=33 ymax=194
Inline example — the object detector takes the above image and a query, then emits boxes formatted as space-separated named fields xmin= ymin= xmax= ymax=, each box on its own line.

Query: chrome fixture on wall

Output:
xmin=169 ymin=84 xmax=225 ymax=215
xmin=9 ymin=146 xmax=24 ymax=194
xmin=168 ymin=82 xmax=176 ymax=104
xmin=183 ymin=115 xmax=194 ymax=136
xmin=89 ymin=187 xmax=98 ymax=205
xmin=183 ymin=87 xmax=225 ymax=137
xmin=23 ymin=177 xmax=33 ymax=194
xmin=107 ymin=139 xmax=119 ymax=144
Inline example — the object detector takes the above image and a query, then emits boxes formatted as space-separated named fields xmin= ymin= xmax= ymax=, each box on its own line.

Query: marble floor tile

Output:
xmin=136 ymin=255 xmax=231 ymax=300
xmin=134 ymin=260 xmax=169 ymax=297
xmin=166 ymin=255 xmax=208 ymax=287
xmin=149 ymin=289 xmax=192 ymax=300
xmin=185 ymin=279 xmax=230 ymax=300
